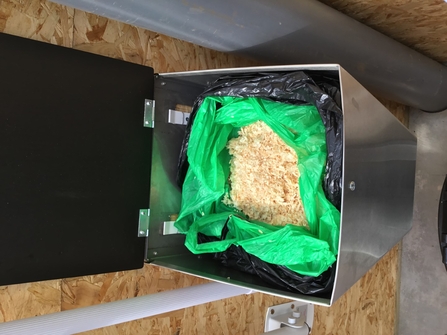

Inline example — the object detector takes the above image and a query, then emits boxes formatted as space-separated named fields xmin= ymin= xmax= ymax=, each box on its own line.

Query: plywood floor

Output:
xmin=0 ymin=0 xmax=413 ymax=334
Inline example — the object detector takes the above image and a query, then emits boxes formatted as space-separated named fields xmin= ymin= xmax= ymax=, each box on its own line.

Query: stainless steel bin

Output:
xmin=146 ymin=64 xmax=417 ymax=306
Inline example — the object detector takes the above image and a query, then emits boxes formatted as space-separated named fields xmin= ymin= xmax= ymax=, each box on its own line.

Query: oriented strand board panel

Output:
xmin=320 ymin=0 xmax=447 ymax=63
xmin=314 ymin=244 xmax=401 ymax=335
xmin=61 ymin=266 xmax=210 ymax=310
xmin=379 ymin=98 xmax=411 ymax=127
xmin=62 ymin=244 xmax=400 ymax=335
xmin=0 ymin=281 xmax=61 ymax=322
xmin=0 ymin=0 xmax=73 ymax=46
xmin=62 ymin=266 xmax=289 ymax=335
xmin=0 ymin=0 xmax=405 ymax=334
xmin=72 ymin=9 xmax=259 ymax=72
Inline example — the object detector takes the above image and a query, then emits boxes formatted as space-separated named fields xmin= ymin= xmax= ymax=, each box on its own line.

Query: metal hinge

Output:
xmin=138 ymin=209 xmax=150 ymax=237
xmin=168 ymin=109 xmax=190 ymax=125
xmin=144 ymin=99 xmax=155 ymax=128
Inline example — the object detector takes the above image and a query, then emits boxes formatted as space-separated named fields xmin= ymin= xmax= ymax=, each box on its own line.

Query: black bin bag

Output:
xmin=177 ymin=71 xmax=343 ymax=296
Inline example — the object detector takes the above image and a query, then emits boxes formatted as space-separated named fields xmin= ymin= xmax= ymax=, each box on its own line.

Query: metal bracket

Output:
xmin=138 ymin=209 xmax=150 ymax=237
xmin=144 ymin=99 xmax=155 ymax=128
xmin=168 ymin=109 xmax=190 ymax=125
xmin=264 ymin=301 xmax=313 ymax=334
xmin=162 ymin=221 xmax=180 ymax=235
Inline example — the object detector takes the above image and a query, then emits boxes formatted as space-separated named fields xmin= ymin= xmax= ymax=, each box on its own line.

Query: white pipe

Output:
xmin=0 ymin=282 xmax=252 ymax=335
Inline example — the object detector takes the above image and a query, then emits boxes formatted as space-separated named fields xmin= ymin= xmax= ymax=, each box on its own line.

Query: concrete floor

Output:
xmin=399 ymin=109 xmax=447 ymax=334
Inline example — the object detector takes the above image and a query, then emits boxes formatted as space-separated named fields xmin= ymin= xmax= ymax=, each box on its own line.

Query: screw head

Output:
xmin=153 ymin=251 xmax=158 ymax=255
xmin=161 ymin=82 xmax=166 ymax=86
xmin=349 ymin=181 xmax=356 ymax=191
xmin=139 ymin=230 xmax=145 ymax=235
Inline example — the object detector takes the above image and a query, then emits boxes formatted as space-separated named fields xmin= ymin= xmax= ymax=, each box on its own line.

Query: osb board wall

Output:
xmin=0 ymin=0 xmax=404 ymax=334
xmin=61 ymin=244 xmax=400 ymax=335
xmin=0 ymin=245 xmax=401 ymax=335
xmin=314 ymin=244 xmax=401 ymax=335
xmin=320 ymin=0 xmax=447 ymax=63
xmin=0 ymin=0 xmax=73 ymax=46
xmin=63 ymin=267 xmax=289 ymax=335
xmin=72 ymin=11 xmax=257 ymax=73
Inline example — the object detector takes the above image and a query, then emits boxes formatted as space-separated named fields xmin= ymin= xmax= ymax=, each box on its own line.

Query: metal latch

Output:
xmin=162 ymin=221 xmax=180 ymax=235
xmin=168 ymin=109 xmax=190 ymax=125
xmin=138 ymin=209 xmax=150 ymax=237
xmin=144 ymin=99 xmax=155 ymax=128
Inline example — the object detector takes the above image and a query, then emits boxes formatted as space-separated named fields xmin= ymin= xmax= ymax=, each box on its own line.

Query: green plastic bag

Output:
xmin=175 ymin=96 xmax=340 ymax=277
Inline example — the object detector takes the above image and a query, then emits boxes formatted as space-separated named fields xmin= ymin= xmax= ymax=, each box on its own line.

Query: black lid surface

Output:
xmin=0 ymin=32 xmax=153 ymax=285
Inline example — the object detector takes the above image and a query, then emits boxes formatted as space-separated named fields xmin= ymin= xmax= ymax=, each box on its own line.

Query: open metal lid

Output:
xmin=0 ymin=32 xmax=153 ymax=285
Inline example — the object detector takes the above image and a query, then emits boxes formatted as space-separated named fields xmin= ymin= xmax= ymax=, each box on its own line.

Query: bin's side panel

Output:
xmin=146 ymin=77 xmax=206 ymax=259
xmin=332 ymin=68 xmax=417 ymax=303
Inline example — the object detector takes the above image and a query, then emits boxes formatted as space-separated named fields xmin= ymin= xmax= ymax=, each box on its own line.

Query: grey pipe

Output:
xmin=53 ymin=0 xmax=447 ymax=112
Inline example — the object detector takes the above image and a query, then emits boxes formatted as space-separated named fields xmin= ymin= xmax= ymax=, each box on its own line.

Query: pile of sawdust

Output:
xmin=223 ymin=121 xmax=308 ymax=228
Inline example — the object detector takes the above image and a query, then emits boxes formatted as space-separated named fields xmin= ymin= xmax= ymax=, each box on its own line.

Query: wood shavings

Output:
xmin=224 ymin=121 xmax=308 ymax=227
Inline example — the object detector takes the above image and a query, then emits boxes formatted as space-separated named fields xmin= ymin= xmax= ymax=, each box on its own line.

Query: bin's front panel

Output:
xmin=152 ymin=254 xmax=331 ymax=306
xmin=0 ymin=33 xmax=153 ymax=285
xmin=333 ymin=69 xmax=417 ymax=302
